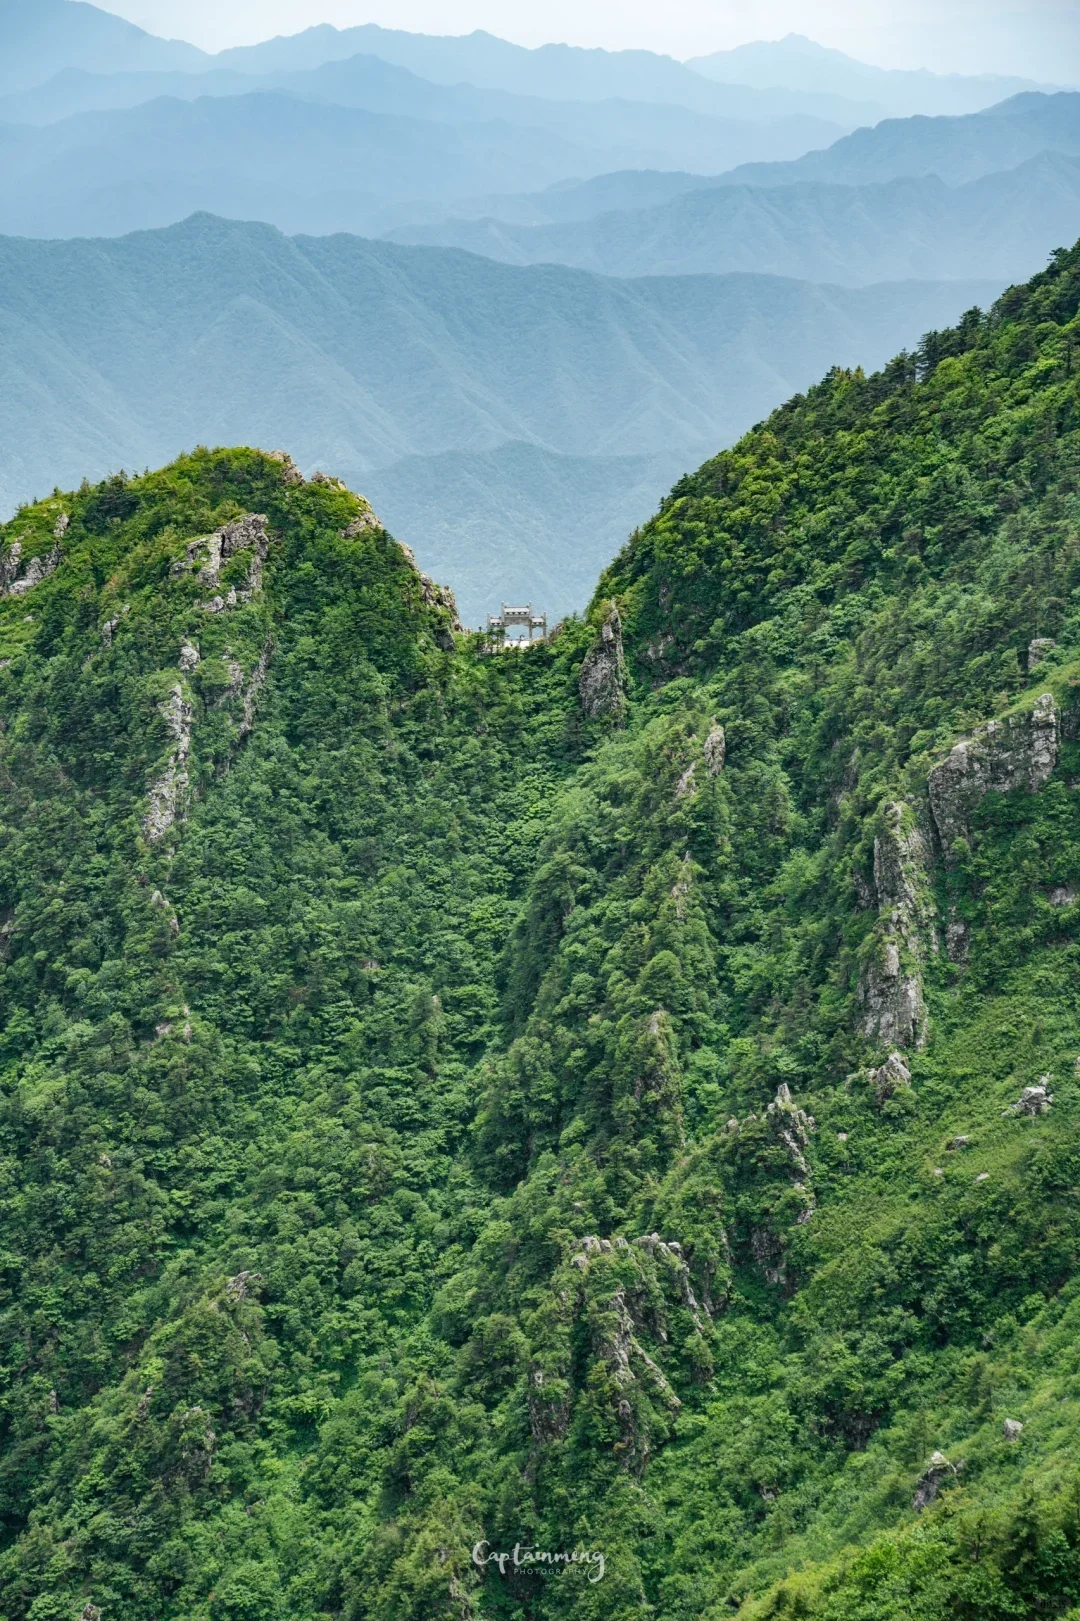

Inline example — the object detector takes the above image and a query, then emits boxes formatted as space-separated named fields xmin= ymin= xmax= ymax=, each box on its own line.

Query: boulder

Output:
xmin=1003 ymin=1418 xmax=1024 ymax=1442
xmin=1009 ymin=1080 xmax=1053 ymax=1117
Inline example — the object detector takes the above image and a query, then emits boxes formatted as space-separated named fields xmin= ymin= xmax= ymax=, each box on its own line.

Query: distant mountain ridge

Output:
xmin=717 ymin=90 xmax=1080 ymax=189
xmin=0 ymin=212 xmax=1002 ymax=618
xmin=390 ymin=151 xmax=1080 ymax=286
xmin=689 ymin=33 xmax=1065 ymax=119
xmin=0 ymin=0 xmax=206 ymax=93
xmin=0 ymin=55 xmax=846 ymax=187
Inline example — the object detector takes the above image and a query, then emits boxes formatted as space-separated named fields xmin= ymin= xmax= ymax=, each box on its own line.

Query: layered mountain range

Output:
xmin=0 ymin=1 xmax=1078 ymax=624
xmin=0 ymin=213 xmax=1002 ymax=621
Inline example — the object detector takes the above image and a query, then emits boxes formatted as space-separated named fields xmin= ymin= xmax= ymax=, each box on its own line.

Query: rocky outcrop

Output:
xmin=53 ymin=512 xmax=69 ymax=541
xmin=675 ymin=722 xmax=725 ymax=799
xmin=579 ymin=602 xmax=627 ymax=722
xmin=913 ymin=1451 xmax=959 ymax=1511
xmin=267 ymin=450 xmax=305 ymax=486
xmin=179 ymin=640 xmax=200 ymax=673
xmin=929 ymin=695 xmax=1059 ymax=855
xmin=418 ymin=573 xmax=464 ymax=645
xmin=766 ymin=1084 xmax=815 ymax=1182
xmin=859 ymin=802 xmax=934 ymax=1050
xmin=1 ymin=539 xmax=63 ymax=597
xmin=1003 ymin=1418 xmax=1024 ymax=1441
xmin=674 ymin=762 xmax=697 ymax=799
xmin=240 ymin=639 xmax=273 ymax=739
xmin=868 ymin=1050 xmax=912 ymax=1106
xmin=144 ymin=684 xmax=193 ymax=842
xmin=1009 ymin=1080 xmax=1053 ymax=1117
xmin=765 ymin=1083 xmax=818 ymax=1226
xmin=173 ymin=515 xmax=270 ymax=614
xmin=704 ymin=723 xmax=726 ymax=775
xmin=1029 ymin=638 xmax=1056 ymax=673
xmin=343 ymin=509 xmax=382 ymax=538
xmin=310 ymin=470 xmax=348 ymax=491
xmin=528 ymin=1230 xmax=711 ymax=1473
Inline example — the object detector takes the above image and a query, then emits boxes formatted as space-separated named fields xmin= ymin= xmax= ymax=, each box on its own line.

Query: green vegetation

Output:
xmin=0 ymin=241 xmax=1079 ymax=1621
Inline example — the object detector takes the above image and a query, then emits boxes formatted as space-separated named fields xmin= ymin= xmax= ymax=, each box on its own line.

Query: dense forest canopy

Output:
xmin=0 ymin=241 xmax=1079 ymax=1620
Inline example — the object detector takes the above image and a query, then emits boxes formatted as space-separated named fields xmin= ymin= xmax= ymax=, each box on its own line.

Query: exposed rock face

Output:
xmin=173 ymin=515 xmax=270 ymax=615
xmin=226 ymin=1271 xmax=262 ymax=1302
xmin=766 ymin=1084 xmax=816 ymax=1182
xmin=579 ymin=601 xmax=627 ymax=722
xmin=1 ymin=539 xmax=63 ymax=597
xmin=53 ymin=512 xmax=69 ymax=541
xmin=418 ymin=572 xmax=464 ymax=637
xmin=179 ymin=640 xmax=200 ymax=673
xmin=343 ymin=509 xmax=382 ymax=538
xmin=704 ymin=723 xmax=726 ymax=775
xmin=267 ymin=450 xmax=305 ymax=485
xmin=1028 ymin=638 xmax=1056 ymax=673
xmin=929 ymin=695 xmax=1059 ymax=854
xmin=1010 ymin=1080 xmax=1053 ymax=1117
xmin=1049 ymin=885 xmax=1077 ymax=907
xmin=530 ymin=1230 xmax=712 ymax=1473
xmin=144 ymin=684 xmax=193 ymax=842
xmin=675 ymin=762 xmax=697 ymax=799
xmin=945 ymin=911 xmax=970 ymax=965
xmin=239 ymin=639 xmax=273 ymax=739
xmin=913 ymin=1451 xmax=959 ymax=1511
xmin=1003 ymin=1418 xmax=1024 ymax=1441
xmin=868 ymin=1050 xmax=912 ymax=1105
xmin=310 ymin=470 xmax=348 ymax=491
xmin=859 ymin=802 xmax=933 ymax=1050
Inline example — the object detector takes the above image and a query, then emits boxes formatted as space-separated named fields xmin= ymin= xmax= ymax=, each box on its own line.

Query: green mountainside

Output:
xmin=1 ymin=242 xmax=1080 ymax=1621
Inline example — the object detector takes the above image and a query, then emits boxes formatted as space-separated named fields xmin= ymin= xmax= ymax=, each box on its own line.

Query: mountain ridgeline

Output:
xmin=1 ymin=245 xmax=1080 ymax=1620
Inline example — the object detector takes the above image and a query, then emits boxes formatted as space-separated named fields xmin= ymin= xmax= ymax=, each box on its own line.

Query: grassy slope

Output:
xmin=0 ymin=246 xmax=1078 ymax=1620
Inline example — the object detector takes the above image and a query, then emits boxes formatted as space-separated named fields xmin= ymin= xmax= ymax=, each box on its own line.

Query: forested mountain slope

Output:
xmin=1 ymin=242 xmax=1080 ymax=1621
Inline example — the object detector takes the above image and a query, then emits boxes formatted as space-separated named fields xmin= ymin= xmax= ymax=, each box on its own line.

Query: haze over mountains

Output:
xmin=0 ymin=213 xmax=1001 ymax=621
xmin=1 ymin=0 xmax=1078 ymax=621
xmin=689 ymin=33 xmax=1057 ymax=119
xmin=391 ymin=107 xmax=1080 ymax=284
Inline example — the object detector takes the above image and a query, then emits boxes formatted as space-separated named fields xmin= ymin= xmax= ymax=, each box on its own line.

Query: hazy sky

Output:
xmin=108 ymin=0 xmax=1080 ymax=79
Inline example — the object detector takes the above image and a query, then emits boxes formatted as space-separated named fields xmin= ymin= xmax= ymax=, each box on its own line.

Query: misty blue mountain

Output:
xmin=390 ymin=149 xmax=1080 ymax=284
xmin=688 ymin=32 xmax=1061 ymax=119
xmin=0 ymin=213 xmax=1001 ymax=620
xmin=0 ymin=0 xmax=1076 ymax=623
